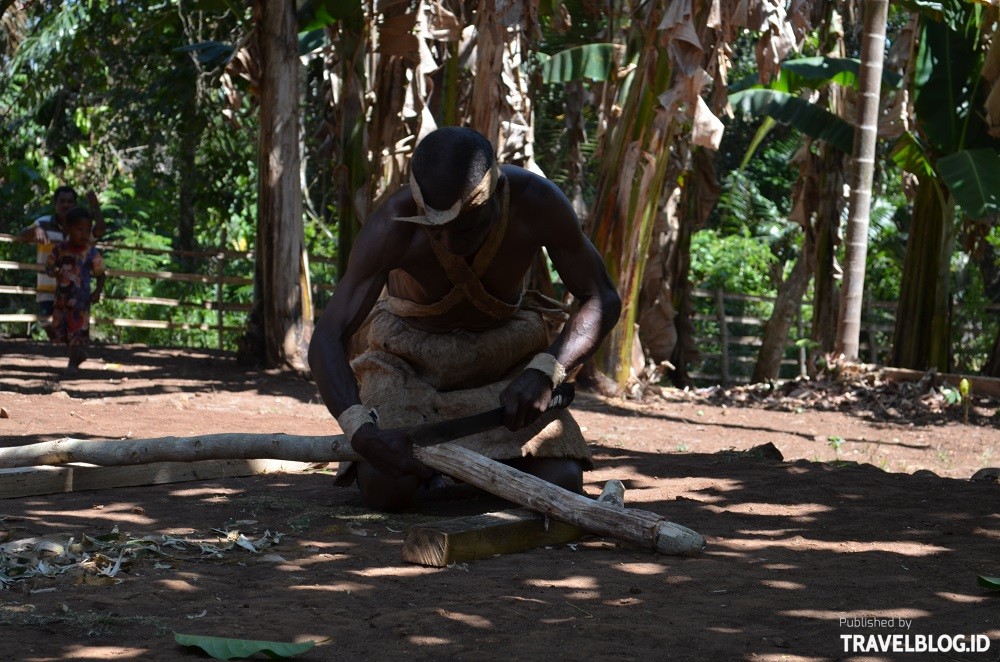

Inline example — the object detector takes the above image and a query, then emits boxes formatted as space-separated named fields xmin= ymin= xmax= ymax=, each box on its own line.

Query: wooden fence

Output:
xmin=0 ymin=233 xmax=335 ymax=350
xmin=3 ymin=232 xmax=996 ymax=380
xmin=687 ymin=287 xmax=1000 ymax=385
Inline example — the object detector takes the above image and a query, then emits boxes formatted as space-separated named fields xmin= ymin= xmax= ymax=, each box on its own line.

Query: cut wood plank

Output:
xmin=401 ymin=508 xmax=583 ymax=567
xmin=0 ymin=459 xmax=312 ymax=499
xmin=401 ymin=478 xmax=630 ymax=566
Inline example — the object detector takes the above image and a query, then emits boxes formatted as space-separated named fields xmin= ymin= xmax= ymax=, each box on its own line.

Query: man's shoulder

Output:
xmin=502 ymin=164 xmax=563 ymax=199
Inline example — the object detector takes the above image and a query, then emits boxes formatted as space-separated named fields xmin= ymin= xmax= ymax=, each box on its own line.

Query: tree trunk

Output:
xmin=892 ymin=176 xmax=951 ymax=370
xmin=836 ymin=0 xmax=889 ymax=360
xmin=639 ymin=147 xmax=719 ymax=387
xmin=177 ymin=63 xmax=202 ymax=260
xmin=255 ymin=0 xmax=310 ymax=371
xmin=986 ymin=326 xmax=1000 ymax=377
xmin=332 ymin=20 xmax=368 ymax=282
xmin=810 ymin=144 xmax=849 ymax=370
xmin=752 ymin=237 xmax=814 ymax=383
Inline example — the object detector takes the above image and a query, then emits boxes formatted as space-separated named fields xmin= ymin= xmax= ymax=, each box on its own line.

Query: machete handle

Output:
xmin=548 ymin=382 xmax=575 ymax=410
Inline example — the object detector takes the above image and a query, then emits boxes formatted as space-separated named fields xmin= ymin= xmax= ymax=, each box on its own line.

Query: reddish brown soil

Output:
xmin=1 ymin=339 xmax=998 ymax=661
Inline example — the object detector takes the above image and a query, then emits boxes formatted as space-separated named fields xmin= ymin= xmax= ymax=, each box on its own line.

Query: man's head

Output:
xmin=65 ymin=207 xmax=93 ymax=246
xmin=53 ymin=186 xmax=78 ymax=220
xmin=406 ymin=127 xmax=499 ymax=219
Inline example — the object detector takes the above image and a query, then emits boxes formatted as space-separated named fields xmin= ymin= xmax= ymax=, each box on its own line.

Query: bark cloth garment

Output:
xmin=334 ymin=179 xmax=592 ymax=486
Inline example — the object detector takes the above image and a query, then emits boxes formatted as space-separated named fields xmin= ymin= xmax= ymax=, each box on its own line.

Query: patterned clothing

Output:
xmin=45 ymin=243 xmax=105 ymax=346
xmin=30 ymin=216 xmax=66 ymax=305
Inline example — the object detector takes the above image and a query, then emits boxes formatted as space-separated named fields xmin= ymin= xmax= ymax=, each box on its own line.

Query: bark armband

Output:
xmin=524 ymin=353 xmax=567 ymax=388
xmin=338 ymin=404 xmax=378 ymax=441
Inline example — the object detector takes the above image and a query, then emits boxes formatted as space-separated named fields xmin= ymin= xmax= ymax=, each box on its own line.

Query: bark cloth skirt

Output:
xmin=334 ymin=296 xmax=592 ymax=485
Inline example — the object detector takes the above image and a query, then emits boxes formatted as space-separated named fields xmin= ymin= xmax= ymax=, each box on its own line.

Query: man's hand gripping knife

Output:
xmin=337 ymin=351 xmax=572 ymax=481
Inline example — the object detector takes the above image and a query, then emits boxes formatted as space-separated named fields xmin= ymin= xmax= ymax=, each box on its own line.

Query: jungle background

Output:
xmin=2 ymin=0 xmax=999 ymax=391
xmin=2 ymin=3 xmax=1000 ymax=660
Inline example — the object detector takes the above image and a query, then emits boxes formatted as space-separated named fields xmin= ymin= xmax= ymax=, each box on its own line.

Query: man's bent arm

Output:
xmin=537 ymin=185 xmax=621 ymax=373
xmin=499 ymin=179 xmax=621 ymax=430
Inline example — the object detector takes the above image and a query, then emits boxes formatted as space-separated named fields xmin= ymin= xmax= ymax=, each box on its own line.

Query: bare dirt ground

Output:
xmin=1 ymin=339 xmax=998 ymax=661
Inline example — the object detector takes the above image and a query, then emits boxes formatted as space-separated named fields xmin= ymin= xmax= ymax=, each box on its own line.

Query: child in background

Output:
xmin=45 ymin=207 xmax=106 ymax=373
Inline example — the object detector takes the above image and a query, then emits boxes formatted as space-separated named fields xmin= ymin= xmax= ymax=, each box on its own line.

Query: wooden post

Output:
xmin=215 ymin=249 xmax=225 ymax=351
xmin=797 ymin=305 xmax=807 ymax=378
xmin=715 ymin=288 xmax=730 ymax=386
xmin=864 ymin=292 xmax=879 ymax=364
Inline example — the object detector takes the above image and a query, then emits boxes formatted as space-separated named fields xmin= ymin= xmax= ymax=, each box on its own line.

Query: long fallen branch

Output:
xmin=0 ymin=433 xmax=705 ymax=556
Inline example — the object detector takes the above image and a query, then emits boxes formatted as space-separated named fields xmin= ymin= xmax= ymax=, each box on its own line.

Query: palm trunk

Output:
xmin=810 ymin=144 xmax=849 ymax=369
xmin=589 ymin=19 xmax=677 ymax=390
xmin=332 ymin=21 xmax=369 ymax=281
xmin=836 ymin=0 xmax=889 ymax=359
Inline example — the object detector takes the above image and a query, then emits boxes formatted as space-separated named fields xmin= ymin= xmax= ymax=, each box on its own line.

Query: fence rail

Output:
xmin=0 ymin=233 xmax=334 ymax=350
xmin=687 ymin=287 xmax=1000 ymax=385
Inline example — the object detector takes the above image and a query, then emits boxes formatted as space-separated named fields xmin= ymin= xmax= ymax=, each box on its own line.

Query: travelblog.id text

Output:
xmin=840 ymin=615 xmax=991 ymax=655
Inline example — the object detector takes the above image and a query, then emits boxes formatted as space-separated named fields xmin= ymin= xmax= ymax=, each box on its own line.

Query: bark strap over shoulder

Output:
xmin=338 ymin=404 xmax=378 ymax=441
xmin=384 ymin=179 xmax=518 ymax=320
xmin=524 ymin=352 xmax=567 ymax=388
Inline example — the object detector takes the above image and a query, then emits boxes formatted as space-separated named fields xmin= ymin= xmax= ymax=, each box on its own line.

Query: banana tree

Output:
xmin=891 ymin=0 xmax=1000 ymax=371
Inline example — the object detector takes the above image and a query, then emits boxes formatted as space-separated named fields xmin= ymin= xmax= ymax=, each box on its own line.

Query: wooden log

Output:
xmin=880 ymin=367 xmax=1000 ymax=399
xmin=414 ymin=445 xmax=705 ymax=556
xmin=401 ymin=508 xmax=583 ymax=567
xmin=0 ymin=433 xmax=360 ymax=469
xmin=0 ymin=434 xmax=705 ymax=556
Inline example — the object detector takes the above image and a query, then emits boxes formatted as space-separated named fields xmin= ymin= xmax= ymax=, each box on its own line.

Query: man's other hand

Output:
xmin=351 ymin=425 xmax=433 ymax=480
xmin=500 ymin=368 xmax=553 ymax=431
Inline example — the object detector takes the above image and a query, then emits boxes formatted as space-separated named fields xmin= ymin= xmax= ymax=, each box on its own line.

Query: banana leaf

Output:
xmin=540 ymin=43 xmax=617 ymax=84
xmin=728 ymin=89 xmax=854 ymax=154
xmin=937 ymin=148 xmax=1000 ymax=220
xmin=890 ymin=131 xmax=936 ymax=178
xmin=913 ymin=4 xmax=981 ymax=154
xmin=729 ymin=56 xmax=903 ymax=94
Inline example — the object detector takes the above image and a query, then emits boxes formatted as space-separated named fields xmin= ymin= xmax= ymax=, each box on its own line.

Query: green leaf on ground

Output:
xmin=174 ymin=633 xmax=315 ymax=659
xmin=978 ymin=575 xmax=1000 ymax=591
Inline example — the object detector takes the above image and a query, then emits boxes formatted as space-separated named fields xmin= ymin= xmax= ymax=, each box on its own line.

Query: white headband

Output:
xmin=397 ymin=163 xmax=501 ymax=226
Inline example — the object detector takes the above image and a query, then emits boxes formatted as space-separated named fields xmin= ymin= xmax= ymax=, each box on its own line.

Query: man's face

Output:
xmin=54 ymin=192 xmax=77 ymax=220
xmin=427 ymin=197 xmax=498 ymax=256
xmin=68 ymin=220 xmax=92 ymax=246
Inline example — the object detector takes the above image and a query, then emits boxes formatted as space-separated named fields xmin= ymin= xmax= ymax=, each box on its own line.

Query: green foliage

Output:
xmin=729 ymin=56 xmax=903 ymax=94
xmin=689 ymin=229 xmax=777 ymax=295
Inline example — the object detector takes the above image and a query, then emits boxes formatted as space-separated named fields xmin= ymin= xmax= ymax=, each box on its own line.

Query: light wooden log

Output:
xmin=0 ymin=434 xmax=705 ymax=556
xmin=0 ymin=433 xmax=360 ymax=469
xmin=414 ymin=444 xmax=705 ymax=556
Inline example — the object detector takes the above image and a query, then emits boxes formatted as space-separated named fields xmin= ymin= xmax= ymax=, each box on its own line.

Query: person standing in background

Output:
xmin=16 ymin=186 xmax=106 ymax=336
